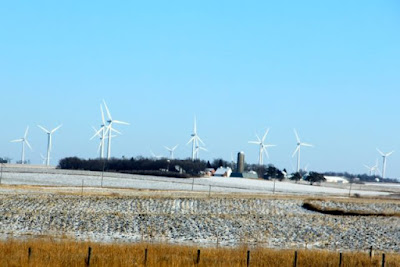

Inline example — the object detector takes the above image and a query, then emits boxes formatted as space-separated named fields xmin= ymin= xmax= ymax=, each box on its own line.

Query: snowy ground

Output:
xmin=0 ymin=165 xmax=398 ymax=197
xmin=0 ymin=165 xmax=399 ymax=251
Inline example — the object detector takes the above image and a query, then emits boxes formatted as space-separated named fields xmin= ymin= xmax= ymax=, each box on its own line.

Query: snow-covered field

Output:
xmin=0 ymin=166 xmax=397 ymax=197
xmin=0 ymin=166 xmax=399 ymax=251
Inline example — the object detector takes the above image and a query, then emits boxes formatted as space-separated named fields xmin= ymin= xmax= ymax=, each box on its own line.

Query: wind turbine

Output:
xmin=40 ymin=153 xmax=49 ymax=165
xmin=292 ymin=129 xmax=313 ymax=173
xmin=187 ymin=117 xmax=205 ymax=160
xmin=91 ymin=105 xmax=107 ymax=158
xmin=363 ymin=164 xmax=375 ymax=176
xmin=164 ymin=145 xmax=179 ymax=159
xmin=377 ymin=148 xmax=394 ymax=179
xmin=248 ymin=129 xmax=276 ymax=165
xmin=10 ymin=126 xmax=32 ymax=164
xmin=103 ymin=100 xmax=129 ymax=159
xmin=150 ymin=150 xmax=163 ymax=159
xmin=37 ymin=124 xmax=62 ymax=166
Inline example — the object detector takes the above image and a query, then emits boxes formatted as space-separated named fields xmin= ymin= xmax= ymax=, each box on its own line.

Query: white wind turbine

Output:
xmin=363 ymin=164 xmax=375 ymax=176
xmin=10 ymin=126 xmax=32 ymax=164
xmin=91 ymin=126 xmax=119 ymax=157
xmin=90 ymin=105 xmax=108 ymax=158
xmin=40 ymin=153 xmax=49 ymax=165
xmin=292 ymin=129 xmax=313 ymax=173
xmin=150 ymin=150 xmax=163 ymax=159
xmin=377 ymin=148 xmax=394 ymax=179
xmin=103 ymin=100 xmax=129 ymax=160
xmin=187 ymin=117 xmax=205 ymax=160
xmin=37 ymin=124 xmax=62 ymax=166
xmin=248 ymin=129 xmax=276 ymax=165
xmin=164 ymin=145 xmax=179 ymax=159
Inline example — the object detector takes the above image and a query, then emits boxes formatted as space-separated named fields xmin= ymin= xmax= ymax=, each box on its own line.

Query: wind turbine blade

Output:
xmin=301 ymin=143 xmax=313 ymax=147
xmin=292 ymin=146 xmax=300 ymax=157
xmin=164 ymin=146 xmax=171 ymax=151
xmin=264 ymin=144 xmax=276 ymax=148
xmin=255 ymin=134 xmax=261 ymax=142
xmin=51 ymin=124 xmax=62 ymax=134
xmin=113 ymin=120 xmax=130 ymax=125
xmin=386 ymin=151 xmax=395 ymax=157
xmin=172 ymin=145 xmax=179 ymax=151
xmin=25 ymin=139 xmax=33 ymax=150
xmin=10 ymin=139 xmax=23 ymax=143
xmin=100 ymin=104 xmax=106 ymax=125
xmin=264 ymin=148 xmax=269 ymax=158
xmin=193 ymin=117 xmax=197 ymax=134
xmin=294 ymin=129 xmax=300 ymax=143
xmin=37 ymin=125 xmax=50 ymax=133
xmin=376 ymin=148 xmax=384 ymax=156
xmin=111 ymin=128 xmax=122 ymax=135
xmin=200 ymin=147 xmax=208 ymax=152
xmin=150 ymin=150 xmax=156 ymax=157
xmin=90 ymin=127 xmax=103 ymax=140
xmin=248 ymin=141 xmax=259 ymax=144
xmin=262 ymin=128 xmax=270 ymax=142
xmin=24 ymin=126 xmax=29 ymax=139
xmin=186 ymin=137 xmax=195 ymax=145
xmin=197 ymin=136 xmax=205 ymax=146
xmin=103 ymin=100 xmax=112 ymax=120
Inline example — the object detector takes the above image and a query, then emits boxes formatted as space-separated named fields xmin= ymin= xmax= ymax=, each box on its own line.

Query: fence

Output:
xmin=22 ymin=246 xmax=391 ymax=267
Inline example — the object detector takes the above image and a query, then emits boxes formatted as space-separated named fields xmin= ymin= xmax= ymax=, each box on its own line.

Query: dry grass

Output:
xmin=0 ymin=239 xmax=399 ymax=267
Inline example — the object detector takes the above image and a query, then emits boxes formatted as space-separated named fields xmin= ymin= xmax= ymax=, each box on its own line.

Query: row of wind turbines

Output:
xmin=10 ymin=101 xmax=396 ymax=179
xmin=11 ymin=125 xmax=62 ymax=166
xmin=248 ymin=128 xmax=394 ymax=179
xmin=248 ymin=128 xmax=312 ymax=173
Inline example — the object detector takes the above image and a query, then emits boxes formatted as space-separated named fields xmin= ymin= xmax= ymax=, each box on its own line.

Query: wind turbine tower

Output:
xmin=292 ymin=129 xmax=313 ymax=173
xmin=248 ymin=129 xmax=276 ymax=165
xmin=187 ymin=117 xmax=205 ymax=160
xmin=10 ymin=126 xmax=32 ymax=164
xmin=103 ymin=100 xmax=129 ymax=160
xmin=37 ymin=124 xmax=62 ymax=166
xmin=377 ymin=148 xmax=394 ymax=179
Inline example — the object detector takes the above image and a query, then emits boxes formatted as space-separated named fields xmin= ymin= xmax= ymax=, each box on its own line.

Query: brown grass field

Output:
xmin=0 ymin=238 xmax=399 ymax=267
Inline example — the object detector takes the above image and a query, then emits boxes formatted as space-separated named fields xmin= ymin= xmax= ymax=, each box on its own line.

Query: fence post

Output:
xmin=293 ymin=251 xmax=298 ymax=267
xmin=28 ymin=247 xmax=32 ymax=262
xmin=382 ymin=253 xmax=385 ymax=267
xmin=144 ymin=248 xmax=148 ymax=266
xmin=101 ymin=159 xmax=106 ymax=187
xmin=339 ymin=252 xmax=342 ymax=267
xmin=348 ymin=182 xmax=352 ymax=197
xmin=81 ymin=179 xmax=84 ymax=196
xmin=86 ymin=246 xmax=92 ymax=266
xmin=273 ymin=179 xmax=276 ymax=194
xmin=369 ymin=246 xmax=374 ymax=258
xmin=0 ymin=163 xmax=3 ymax=184
xmin=247 ymin=250 xmax=251 ymax=267
xmin=196 ymin=249 xmax=201 ymax=265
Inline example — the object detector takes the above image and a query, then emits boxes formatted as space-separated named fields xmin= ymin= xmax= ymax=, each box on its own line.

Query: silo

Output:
xmin=237 ymin=151 xmax=245 ymax=173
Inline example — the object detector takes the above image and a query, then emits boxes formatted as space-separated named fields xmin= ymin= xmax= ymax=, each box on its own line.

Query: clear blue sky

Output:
xmin=1 ymin=1 xmax=399 ymax=178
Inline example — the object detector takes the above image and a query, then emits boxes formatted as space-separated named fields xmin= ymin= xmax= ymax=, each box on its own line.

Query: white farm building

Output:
xmin=324 ymin=176 xmax=349 ymax=184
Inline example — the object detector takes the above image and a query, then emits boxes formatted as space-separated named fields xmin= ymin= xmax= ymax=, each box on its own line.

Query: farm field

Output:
xmin=0 ymin=166 xmax=399 ymax=266
xmin=0 ymin=165 xmax=399 ymax=197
